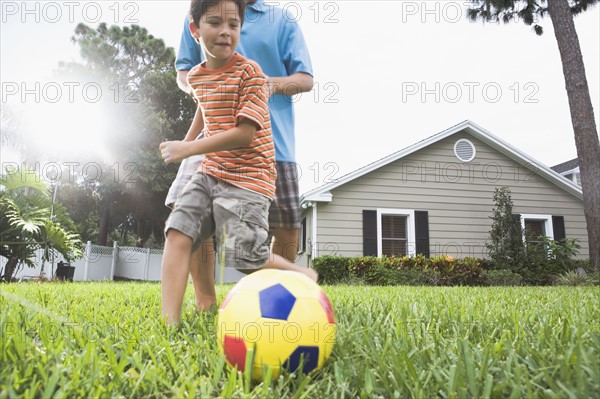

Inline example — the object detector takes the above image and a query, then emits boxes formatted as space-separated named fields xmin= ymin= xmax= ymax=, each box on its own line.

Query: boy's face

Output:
xmin=191 ymin=1 xmax=241 ymax=69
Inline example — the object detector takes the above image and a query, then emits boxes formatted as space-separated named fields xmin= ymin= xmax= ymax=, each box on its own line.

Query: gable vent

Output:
xmin=454 ymin=139 xmax=476 ymax=162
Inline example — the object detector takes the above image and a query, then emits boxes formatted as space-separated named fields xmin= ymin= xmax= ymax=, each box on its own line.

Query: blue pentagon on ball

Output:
xmin=259 ymin=283 xmax=297 ymax=320
xmin=283 ymin=346 xmax=320 ymax=374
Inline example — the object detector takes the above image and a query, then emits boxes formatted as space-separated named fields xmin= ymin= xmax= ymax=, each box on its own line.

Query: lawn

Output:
xmin=1 ymin=283 xmax=599 ymax=398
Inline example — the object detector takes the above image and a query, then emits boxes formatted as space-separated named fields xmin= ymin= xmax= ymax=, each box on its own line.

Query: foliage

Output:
xmin=486 ymin=187 xmax=526 ymax=273
xmin=312 ymin=255 xmax=351 ymax=284
xmin=363 ymin=262 xmax=398 ymax=285
xmin=1 ymin=283 xmax=598 ymax=397
xmin=0 ymin=167 xmax=83 ymax=281
xmin=555 ymin=270 xmax=599 ymax=286
xmin=483 ymin=269 xmax=524 ymax=286
xmin=314 ymin=255 xmax=484 ymax=286
xmin=466 ymin=0 xmax=598 ymax=35
xmin=426 ymin=256 xmax=485 ymax=286
xmin=516 ymin=236 xmax=582 ymax=285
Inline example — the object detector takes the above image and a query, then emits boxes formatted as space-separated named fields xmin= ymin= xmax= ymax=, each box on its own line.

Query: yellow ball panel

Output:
xmin=285 ymin=298 xmax=336 ymax=367
xmin=217 ymin=289 xmax=261 ymax=343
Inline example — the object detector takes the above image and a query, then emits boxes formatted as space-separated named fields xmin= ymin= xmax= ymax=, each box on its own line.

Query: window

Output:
xmin=377 ymin=209 xmax=415 ymax=257
xmin=524 ymin=219 xmax=545 ymax=246
xmin=520 ymin=214 xmax=554 ymax=252
xmin=381 ymin=215 xmax=408 ymax=256
xmin=297 ymin=218 xmax=307 ymax=254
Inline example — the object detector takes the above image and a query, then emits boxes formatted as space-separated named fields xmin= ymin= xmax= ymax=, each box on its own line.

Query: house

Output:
xmin=551 ymin=158 xmax=581 ymax=186
xmin=297 ymin=120 xmax=588 ymax=266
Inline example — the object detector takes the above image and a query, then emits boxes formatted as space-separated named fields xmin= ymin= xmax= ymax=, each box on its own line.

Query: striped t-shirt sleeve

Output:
xmin=236 ymin=67 xmax=269 ymax=129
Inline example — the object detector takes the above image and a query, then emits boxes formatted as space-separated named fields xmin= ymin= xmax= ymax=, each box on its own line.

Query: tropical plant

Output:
xmin=555 ymin=270 xmax=597 ymax=286
xmin=0 ymin=167 xmax=83 ymax=281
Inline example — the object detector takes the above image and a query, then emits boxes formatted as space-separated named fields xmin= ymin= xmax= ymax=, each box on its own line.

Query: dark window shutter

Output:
xmin=414 ymin=211 xmax=430 ymax=257
xmin=363 ymin=210 xmax=377 ymax=256
xmin=552 ymin=216 xmax=566 ymax=243
xmin=298 ymin=218 xmax=307 ymax=253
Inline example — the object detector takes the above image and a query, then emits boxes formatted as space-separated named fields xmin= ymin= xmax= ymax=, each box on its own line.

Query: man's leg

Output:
xmin=271 ymin=227 xmax=299 ymax=262
xmin=189 ymin=238 xmax=217 ymax=311
xmin=270 ymin=162 xmax=302 ymax=263
xmin=161 ymin=230 xmax=193 ymax=325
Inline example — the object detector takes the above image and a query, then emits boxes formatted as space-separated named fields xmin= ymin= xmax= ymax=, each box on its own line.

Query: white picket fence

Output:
xmin=3 ymin=241 xmax=246 ymax=283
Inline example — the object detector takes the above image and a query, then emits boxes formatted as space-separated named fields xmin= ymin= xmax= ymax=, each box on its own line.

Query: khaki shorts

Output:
xmin=165 ymin=173 xmax=271 ymax=271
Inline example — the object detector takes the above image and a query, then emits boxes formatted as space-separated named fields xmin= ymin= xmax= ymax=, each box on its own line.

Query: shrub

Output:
xmin=312 ymin=255 xmax=489 ymax=286
xmin=483 ymin=269 xmax=523 ymax=286
xmin=554 ymin=270 xmax=598 ymax=286
xmin=363 ymin=263 xmax=398 ymax=286
xmin=312 ymin=255 xmax=351 ymax=284
xmin=395 ymin=269 xmax=434 ymax=286
xmin=427 ymin=256 xmax=484 ymax=286
xmin=571 ymin=259 xmax=592 ymax=273
xmin=349 ymin=257 xmax=381 ymax=278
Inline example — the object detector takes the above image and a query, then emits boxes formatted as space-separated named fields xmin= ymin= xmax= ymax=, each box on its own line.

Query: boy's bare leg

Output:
xmin=161 ymin=229 xmax=193 ymax=325
xmin=263 ymin=253 xmax=318 ymax=282
xmin=271 ymin=227 xmax=299 ymax=263
xmin=189 ymin=238 xmax=217 ymax=311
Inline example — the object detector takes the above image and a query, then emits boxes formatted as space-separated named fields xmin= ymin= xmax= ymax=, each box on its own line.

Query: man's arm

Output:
xmin=267 ymin=72 xmax=314 ymax=97
xmin=177 ymin=70 xmax=192 ymax=95
xmin=175 ymin=15 xmax=201 ymax=95
xmin=160 ymin=120 xmax=257 ymax=164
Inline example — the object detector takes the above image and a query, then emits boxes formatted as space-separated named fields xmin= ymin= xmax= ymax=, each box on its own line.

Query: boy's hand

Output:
xmin=160 ymin=141 xmax=189 ymax=164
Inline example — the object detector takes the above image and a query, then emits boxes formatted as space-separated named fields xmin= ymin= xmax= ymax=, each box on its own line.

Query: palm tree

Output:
xmin=467 ymin=0 xmax=600 ymax=271
xmin=1 ymin=167 xmax=83 ymax=281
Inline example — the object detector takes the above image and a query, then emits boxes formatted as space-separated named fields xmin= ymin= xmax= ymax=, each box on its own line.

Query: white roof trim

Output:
xmin=300 ymin=120 xmax=583 ymax=205
xmin=560 ymin=167 xmax=580 ymax=175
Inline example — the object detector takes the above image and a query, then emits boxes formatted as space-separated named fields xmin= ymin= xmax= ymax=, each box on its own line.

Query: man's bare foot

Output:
xmin=196 ymin=296 xmax=217 ymax=312
xmin=300 ymin=268 xmax=318 ymax=283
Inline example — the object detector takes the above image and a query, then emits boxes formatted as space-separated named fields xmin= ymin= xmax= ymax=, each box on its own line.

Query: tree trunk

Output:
xmin=547 ymin=0 xmax=600 ymax=271
xmin=2 ymin=256 xmax=19 ymax=282
xmin=99 ymin=206 xmax=110 ymax=246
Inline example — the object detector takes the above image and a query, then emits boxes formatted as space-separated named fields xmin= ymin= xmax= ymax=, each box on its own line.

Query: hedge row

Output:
xmin=311 ymin=255 xmax=594 ymax=286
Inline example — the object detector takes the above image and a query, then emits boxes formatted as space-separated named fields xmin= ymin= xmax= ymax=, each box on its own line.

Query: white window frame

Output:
xmin=520 ymin=214 xmax=554 ymax=242
xmin=560 ymin=167 xmax=580 ymax=184
xmin=377 ymin=209 xmax=415 ymax=257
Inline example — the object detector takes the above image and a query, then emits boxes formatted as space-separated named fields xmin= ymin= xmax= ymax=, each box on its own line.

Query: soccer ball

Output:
xmin=217 ymin=269 xmax=336 ymax=380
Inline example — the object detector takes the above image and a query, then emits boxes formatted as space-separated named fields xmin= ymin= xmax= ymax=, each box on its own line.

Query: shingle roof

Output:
xmin=551 ymin=158 xmax=579 ymax=173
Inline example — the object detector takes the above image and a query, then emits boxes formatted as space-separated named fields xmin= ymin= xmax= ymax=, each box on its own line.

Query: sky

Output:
xmin=1 ymin=0 xmax=599 ymax=194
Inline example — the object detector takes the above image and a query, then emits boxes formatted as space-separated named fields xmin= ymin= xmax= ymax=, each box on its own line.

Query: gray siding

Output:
xmin=309 ymin=132 xmax=588 ymax=260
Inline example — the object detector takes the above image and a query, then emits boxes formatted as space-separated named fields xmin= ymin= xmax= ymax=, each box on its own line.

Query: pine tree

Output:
xmin=487 ymin=187 xmax=525 ymax=272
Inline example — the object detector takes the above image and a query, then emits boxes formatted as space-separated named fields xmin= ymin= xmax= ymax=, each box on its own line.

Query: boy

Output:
xmin=169 ymin=0 xmax=314 ymax=312
xmin=160 ymin=0 xmax=316 ymax=325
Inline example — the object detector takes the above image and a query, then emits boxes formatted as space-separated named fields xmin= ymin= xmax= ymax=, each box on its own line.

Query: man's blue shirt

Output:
xmin=176 ymin=0 xmax=313 ymax=163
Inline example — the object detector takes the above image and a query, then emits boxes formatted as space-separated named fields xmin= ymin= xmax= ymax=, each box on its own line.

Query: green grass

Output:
xmin=1 ymin=283 xmax=599 ymax=398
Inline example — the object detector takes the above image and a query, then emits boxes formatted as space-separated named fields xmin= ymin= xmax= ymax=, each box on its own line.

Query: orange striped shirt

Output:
xmin=188 ymin=53 xmax=276 ymax=199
